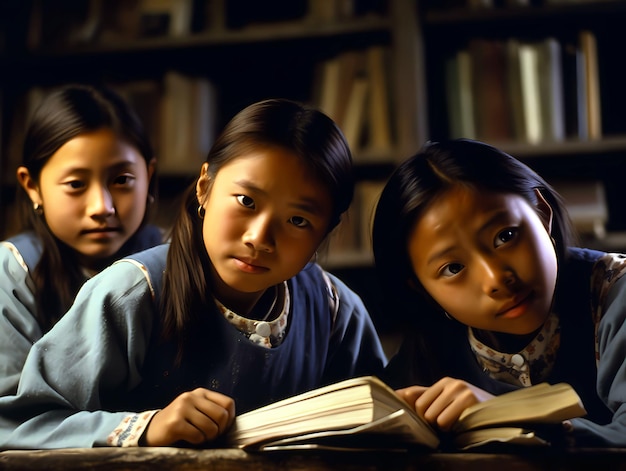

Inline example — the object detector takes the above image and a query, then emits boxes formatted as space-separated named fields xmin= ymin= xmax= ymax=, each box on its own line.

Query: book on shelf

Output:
xmin=518 ymin=41 xmax=543 ymax=144
xmin=225 ymin=375 xmax=586 ymax=452
xmin=505 ymin=38 xmax=526 ymax=141
xmin=537 ymin=37 xmax=566 ymax=142
xmin=365 ymin=46 xmax=393 ymax=155
xmin=580 ymin=30 xmax=602 ymax=140
xmin=469 ymin=38 xmax=513 ymax=143
xmin=159 ymin=71 xmax=216 ymax=175
xmin=445 ymin=48 xmax=475 ymax=140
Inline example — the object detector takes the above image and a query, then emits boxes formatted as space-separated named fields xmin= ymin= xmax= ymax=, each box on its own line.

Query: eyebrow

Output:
xmin=233 ymin=179 xmax=324 ymax=216
xmin=425 ymin=209 xmax=511 ymax=265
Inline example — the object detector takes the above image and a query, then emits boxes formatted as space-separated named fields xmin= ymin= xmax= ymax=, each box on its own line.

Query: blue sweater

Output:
xmin=0 ymin=225 xmax=162 ymax=398
xmin=0 ymin=244 xmax=386 ymax=449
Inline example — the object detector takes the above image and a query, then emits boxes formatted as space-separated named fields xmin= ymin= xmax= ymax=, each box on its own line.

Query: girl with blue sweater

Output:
xmin=0 ymin=84 xmax=161 ymax=398
xmin=0 ymin=98 xmax=386 ymax=449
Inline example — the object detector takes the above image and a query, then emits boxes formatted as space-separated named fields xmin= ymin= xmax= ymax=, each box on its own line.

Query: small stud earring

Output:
xmin=33 ymin=203 xmax=43 ymax=216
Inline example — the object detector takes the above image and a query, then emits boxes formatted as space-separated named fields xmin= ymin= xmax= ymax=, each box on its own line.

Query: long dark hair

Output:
xmin=161 ymin=98 xmax=354 ymax=359
xmin=372 ymin=139 xmax=576 ymax=377
xmin=16 ymin=84 xmax=156 ymax=332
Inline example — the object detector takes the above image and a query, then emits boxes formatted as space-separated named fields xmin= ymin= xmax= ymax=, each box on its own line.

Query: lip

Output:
xmin=81 ymin=227 xmax=121 ymax=238
xmin=496 ymin=292 xmax=533 ymax=319
xmin=232 ymin=256 xmax=269 ymax=274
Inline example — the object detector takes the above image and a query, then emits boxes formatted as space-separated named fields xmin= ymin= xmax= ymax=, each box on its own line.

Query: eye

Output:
xmin=63 ymin=180 xmax=85 ymax=191
xmin=495 ymin=228 xmax=518 ymax=247
xmin=112 ymin=174 xmax=136 ymax=187
xmin=440 ymin=263 xmax=464 ymax=278
xmin=289 ymin=216 xmax=310 ymax=228
xmin=236 ymin=194 xmax=255 ymax=209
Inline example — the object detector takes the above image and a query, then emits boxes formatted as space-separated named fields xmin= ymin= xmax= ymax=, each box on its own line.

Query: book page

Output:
xmin=454 ymin=383 xmax=586 ymax=433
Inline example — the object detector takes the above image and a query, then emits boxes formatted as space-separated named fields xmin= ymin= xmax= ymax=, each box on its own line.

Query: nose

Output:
xmin=87 ymin=185 xmax=115 ymax=219
xmin=243 ymin=215 xmax=275 ymax=253
xmin=480 ymin=256 xmax=516 ymax=296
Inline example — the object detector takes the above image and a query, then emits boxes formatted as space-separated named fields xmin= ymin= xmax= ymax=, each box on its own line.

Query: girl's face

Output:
xmin=407 ymin=185 xmax=558 ymax=336
xmin=197 ymin=146 xmax=333 ymax=314
xmin=18 ymin=128 xmax=154 ymax=270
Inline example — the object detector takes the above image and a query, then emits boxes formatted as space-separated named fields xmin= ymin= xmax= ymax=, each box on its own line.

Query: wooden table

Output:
xmin=1 ymin=447 xmax=626 ymax=471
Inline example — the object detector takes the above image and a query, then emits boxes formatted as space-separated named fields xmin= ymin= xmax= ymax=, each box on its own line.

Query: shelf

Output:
xmin=425 ymin=2 xmax=626 ymax=27
xmin=492 ymin=136 xmax=626 ymax=159
xmin=23 ymin=17 xmax=392 ymax=58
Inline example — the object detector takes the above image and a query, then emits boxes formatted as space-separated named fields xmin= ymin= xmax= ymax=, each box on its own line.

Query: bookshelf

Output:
xmin=419 ymin=0 xmax=626 ymax=252
xmin=0 ymin=0 xmax=426 ymax=269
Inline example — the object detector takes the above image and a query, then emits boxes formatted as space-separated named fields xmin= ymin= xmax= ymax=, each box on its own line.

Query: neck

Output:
xmin=472 ymin=328 xmax=541 ymax=353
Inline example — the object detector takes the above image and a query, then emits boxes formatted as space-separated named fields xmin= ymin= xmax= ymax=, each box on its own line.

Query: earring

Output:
xmin=444 ymin=311 xmax=453 ymax=321
xmin=33 ymin=203 xmax=43 ymax=216
xmin=147 ymin=194 xmax=155 ymax=205
xmin=197 ymin=205 xmax=205 ymax=219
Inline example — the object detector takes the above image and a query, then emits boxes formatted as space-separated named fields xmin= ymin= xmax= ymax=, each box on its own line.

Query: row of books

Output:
xmin=445 ymin=31 xmax=601 ymax=145
xmin=313 ymin=45 xmax=395 ymax=162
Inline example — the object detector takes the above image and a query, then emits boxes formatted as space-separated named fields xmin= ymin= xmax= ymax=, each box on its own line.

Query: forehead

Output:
xmin=215 ymin=147 xmax=333 ymax=206
xmin=43 ymin=129 xmax=141 ymax=172
xmin=413 ymin=186 xmax=531 ymax=239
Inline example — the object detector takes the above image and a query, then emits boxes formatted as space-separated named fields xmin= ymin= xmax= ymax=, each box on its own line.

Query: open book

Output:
xmin=225 ymin=376 xmax=586 ymax=451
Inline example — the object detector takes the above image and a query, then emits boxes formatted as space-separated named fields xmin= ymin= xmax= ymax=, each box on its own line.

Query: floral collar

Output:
xmin=468 ymin=311 xmax=560 ymax=387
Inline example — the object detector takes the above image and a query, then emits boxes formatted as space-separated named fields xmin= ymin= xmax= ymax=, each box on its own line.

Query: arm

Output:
xmin=0 ymin=260 xmax=156 ymax=449
xmin=0 ymin=243 xmax=41 ymax=397
xmin=322 ymin=272 xmax=387 ymax=384
xmin=569 ymin=272 xmax=626 ymax=446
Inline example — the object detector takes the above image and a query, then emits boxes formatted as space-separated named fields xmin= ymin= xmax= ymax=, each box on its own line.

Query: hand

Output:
xmin=144 ymin=388 xmax=236 ymax=446
xmin=396 ymin=377 xmax=494 ymax=432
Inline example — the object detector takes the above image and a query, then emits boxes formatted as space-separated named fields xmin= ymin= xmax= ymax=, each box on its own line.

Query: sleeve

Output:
xmin=0 ymin=259 xmax=158 ymax=450
xmin=0 ymin=243 xmax=41 ymax=398
xmin=321 ymin=272 xmax=388 ymax=384
xmin=569 ymin=261 xmax=626 ymax=446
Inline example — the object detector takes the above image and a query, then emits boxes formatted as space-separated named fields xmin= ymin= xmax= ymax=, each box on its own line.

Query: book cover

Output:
xmin=505 ymin=38 xmax=526 ymax=142
xmin=456 ymin=48 xmax=476 ymax=139
xmin=225 ymin=376 xmax=586 ymax=452
xmin=469 ymin=38 xmax=512 ymax=143
xmin=365 ymin=46 xmax=393 ymax=155
xmin=518 ymin=42 xmax=542 ymax=144
xmin=537 ymin=37 xmax=566 ymax=142
xmin=580 ymin=30 xmax=602 ymax=140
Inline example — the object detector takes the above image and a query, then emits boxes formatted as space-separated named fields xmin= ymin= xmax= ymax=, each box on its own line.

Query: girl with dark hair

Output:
xmin=0 ymin=98 xmax=386 ymax=449
xmin=373 ymin=138 xmax=626 ymax=447
xmin=0 ymin=84 xmax=161 ymax=397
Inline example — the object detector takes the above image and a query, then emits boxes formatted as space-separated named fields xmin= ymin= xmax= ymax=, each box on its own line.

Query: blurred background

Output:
xmin=2 ymin=0 xmax=626 ymax=351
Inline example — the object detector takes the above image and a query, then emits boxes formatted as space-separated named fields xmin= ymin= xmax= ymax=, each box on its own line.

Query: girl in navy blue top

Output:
xmin=373 ymin=139 xmax=626 ymax=447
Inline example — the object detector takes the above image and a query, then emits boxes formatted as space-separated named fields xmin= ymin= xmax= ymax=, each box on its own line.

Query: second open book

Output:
xmin=225 ymin=375 xmax=586 ymax=451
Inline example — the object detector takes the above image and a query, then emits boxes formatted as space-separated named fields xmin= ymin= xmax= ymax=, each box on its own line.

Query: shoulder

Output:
xmin=1 ymin=232 xmax=42 ymax=275
xmin=113 ymin=243 xmax=170 ymax=301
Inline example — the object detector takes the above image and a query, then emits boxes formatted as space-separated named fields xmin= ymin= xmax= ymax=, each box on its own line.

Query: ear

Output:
xmin=195 ymin=162 xmax=211 ymax=206
xmin=16 ymin=166 xmax=42 ymax=206
xmin=533 ymin=188 xmax=553 ymax=235
xmin=146 ymin=157 xmax=157 ymax=182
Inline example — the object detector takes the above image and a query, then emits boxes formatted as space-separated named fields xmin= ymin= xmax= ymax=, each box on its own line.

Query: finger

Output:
xmin=395 ymin=386 xmax=428 ymax=409
xmin=193 ymin=389 xmax=236 ymax=434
